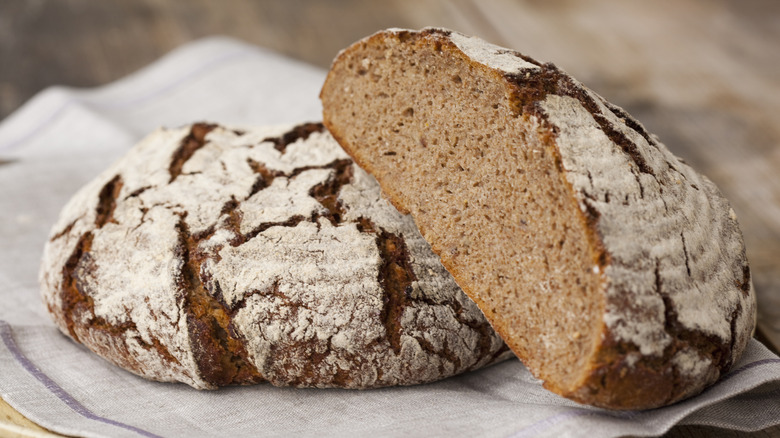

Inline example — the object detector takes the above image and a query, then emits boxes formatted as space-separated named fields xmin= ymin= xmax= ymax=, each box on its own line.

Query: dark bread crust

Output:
xmin=41 ymin=122 xmax=510 ymax=389
xmin=321 ymin=28 xmax=756 ymax=409
xmin=505 ymin=56 xmax=743 ymax=408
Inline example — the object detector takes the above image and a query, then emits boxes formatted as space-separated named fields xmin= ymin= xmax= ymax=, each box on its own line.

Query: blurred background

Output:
xmin=1 ymin=0 xmax=779 ymax=435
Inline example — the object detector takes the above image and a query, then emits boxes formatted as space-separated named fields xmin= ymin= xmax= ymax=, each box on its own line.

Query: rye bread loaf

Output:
xmin=39 ymin=122 xmax=510 ymax=389
xmin=320 ymin=28 xmax=757 ymax=409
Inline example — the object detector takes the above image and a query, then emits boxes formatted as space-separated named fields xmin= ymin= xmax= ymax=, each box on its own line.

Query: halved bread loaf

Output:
xmin=321 ymin=28 xmax=757 ymax=409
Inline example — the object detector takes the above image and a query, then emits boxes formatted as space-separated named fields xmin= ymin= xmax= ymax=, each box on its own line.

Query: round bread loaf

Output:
xmin=39 ymin=122 xmax=510 ymax=389
xmin=320 ymin=28 xmax=757 ymax=409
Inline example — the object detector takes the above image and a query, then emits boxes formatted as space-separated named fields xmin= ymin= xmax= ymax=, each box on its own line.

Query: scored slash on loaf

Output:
xmin=320 ymin=28 xmax=756 ymax=409
xmin=39 ymin=122 xmax=511 ymax=389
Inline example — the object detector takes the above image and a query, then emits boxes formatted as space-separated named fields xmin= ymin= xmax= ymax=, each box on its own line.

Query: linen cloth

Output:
xmin=0 ymin=36 xmax=778 ymax=438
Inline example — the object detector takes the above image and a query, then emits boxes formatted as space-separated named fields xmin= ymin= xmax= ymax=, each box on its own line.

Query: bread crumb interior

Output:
xmin=322 ymin=34 xmax=604 ymax=392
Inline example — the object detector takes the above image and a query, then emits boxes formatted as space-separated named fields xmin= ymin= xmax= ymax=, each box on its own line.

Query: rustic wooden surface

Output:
xmin=1 ymin=0 xmax=778 ymax=436
xmin=0 ymin=398 xmax=62 ymax=438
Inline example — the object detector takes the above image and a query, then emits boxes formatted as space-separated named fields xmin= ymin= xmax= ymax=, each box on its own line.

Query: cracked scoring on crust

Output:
xmin=40 ymin=122 xmax=510 ymax=389
xmin=417 ymin=28 xmax=755 ymax=406
xmin=320 ymin=28 xmax=756 ymax=409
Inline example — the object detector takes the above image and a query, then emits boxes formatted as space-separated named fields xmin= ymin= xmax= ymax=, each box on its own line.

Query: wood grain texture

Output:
xmin=0 ymin=398 xmax=63 ymax=438
xmin=0 ymin=0 xmax=777 ymax=435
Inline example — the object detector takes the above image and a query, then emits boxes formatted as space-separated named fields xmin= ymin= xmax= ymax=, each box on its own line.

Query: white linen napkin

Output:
xmin=1 ymin=36 xmax=778 ymax=438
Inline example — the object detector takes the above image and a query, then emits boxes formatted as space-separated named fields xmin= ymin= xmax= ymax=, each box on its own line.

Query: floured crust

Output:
xmin=320 ymin=28 xmax=757 ymax=408
xmin=39 ymin=122 xmax=510 ymax=389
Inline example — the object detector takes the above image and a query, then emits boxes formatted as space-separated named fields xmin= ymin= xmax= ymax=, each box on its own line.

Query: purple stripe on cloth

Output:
xmin=0 ymin=46 xmax=251 ymax=153
xmin=0 ymin=320 xmax=163 ymax=438
xmin=507 ymin=358 xmax=780 ymax=438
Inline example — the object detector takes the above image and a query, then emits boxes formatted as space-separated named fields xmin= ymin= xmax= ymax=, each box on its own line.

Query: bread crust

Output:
xmin=321 ymin=28 xmax=757 ymax=408
xmin=39 ymin=122 xmax=510 ymax=389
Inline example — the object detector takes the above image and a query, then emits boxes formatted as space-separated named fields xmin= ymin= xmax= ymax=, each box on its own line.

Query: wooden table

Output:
xmin=1 ymin=0 xmax=778 ymax=436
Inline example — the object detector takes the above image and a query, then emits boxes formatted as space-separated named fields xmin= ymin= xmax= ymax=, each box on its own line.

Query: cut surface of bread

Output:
xmin=39 ymin=122 xmax=510 ymax=390
xmin=321 ymin=28 xmax=756 ymax=409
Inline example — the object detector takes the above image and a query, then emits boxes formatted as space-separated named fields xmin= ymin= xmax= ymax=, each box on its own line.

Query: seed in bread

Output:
xmin=320 ymin=28 xmax=756 ymax=409
xmin=39 ymin=122 xmax=510 ymax=389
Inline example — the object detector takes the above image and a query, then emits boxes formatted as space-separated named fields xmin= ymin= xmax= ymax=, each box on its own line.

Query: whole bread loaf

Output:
xmin=320 ymin=28 xmax=757 ymax=409
xmin=39 ymin=122 xmax=510 ymax=389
